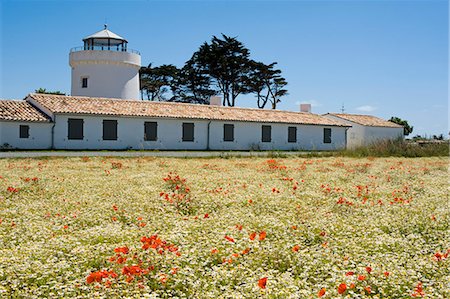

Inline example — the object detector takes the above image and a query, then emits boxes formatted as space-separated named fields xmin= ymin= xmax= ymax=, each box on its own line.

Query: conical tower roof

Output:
xmin=83 ymin=25 xmax=127 ymax=42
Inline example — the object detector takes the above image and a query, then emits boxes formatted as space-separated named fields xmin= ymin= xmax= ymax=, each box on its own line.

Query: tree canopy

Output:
xmin=35 ymin=88 xmax=65 ymax=95
xmin=389 ymin=117 xmax=413 ymax=136
xmin=139 ymin=34 xmax=288 ymax=108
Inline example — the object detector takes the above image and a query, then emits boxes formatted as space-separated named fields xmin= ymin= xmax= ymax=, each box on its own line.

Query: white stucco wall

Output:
xmin=324 ymin=115 xmax=403 ymax=149
xmin=53 ymin=114 xmax=209 ymax=150
xmin=52 ymin=114 xmax=347 ymax=150
xmin=363 ymin=126 xmax=404 ymax=145
xmin=69 ymin=50 xmax=141 ymax=100
xmin=208 ymin=121 xmax=347 ymax=150
xmin=0 ymin=121 xmax=52 ymax=149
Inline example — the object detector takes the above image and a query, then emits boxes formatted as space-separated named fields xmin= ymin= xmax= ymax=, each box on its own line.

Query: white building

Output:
xmin=323 ymin=113 xmax=404 ymax=149
xmin=4 ymin=27 xmax=389 ymax=152
xmin=69 ymin=25 xmax=141 ymax=100
xmin=0 ymin=93 xmax=349 ymax=150
xmin=0 ymin=100 xmax=52 ymax=149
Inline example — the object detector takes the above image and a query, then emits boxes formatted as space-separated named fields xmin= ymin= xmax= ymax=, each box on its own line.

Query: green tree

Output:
xmin=35 ymin=88 xmax=65 ymax=95
xmin=247 ymin=61 xmax=288 ymax=109
xmin=172 ymin=55 xmax=216 ymax=104
xmin=139 ymin=64 xmax=179 ymax=101
xmin=389 ymin=117 xmax=413 ymax=136
xmin=194 ymin=34 xmax=253 ymax=107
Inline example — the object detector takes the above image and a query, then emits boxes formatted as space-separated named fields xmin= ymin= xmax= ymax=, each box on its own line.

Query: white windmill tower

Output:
xmin=69 ymin=25 xmax=141 ymax=100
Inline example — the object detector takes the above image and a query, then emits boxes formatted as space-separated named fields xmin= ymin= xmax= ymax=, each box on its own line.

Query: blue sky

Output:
xmin=0 ymin=0 xmax=448 ymax=137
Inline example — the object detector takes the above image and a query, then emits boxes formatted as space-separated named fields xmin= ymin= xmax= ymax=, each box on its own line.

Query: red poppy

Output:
xmin=318 ymin=288 xmax=326 ymax=297
xmin=249 ymin=232 xmax=256 ymax=240
xmin=258 ymin=277 xmax=268 ymax=289
xmin=259 ymin=231 xmax=267 ymax=241
xmin=357 ymin=275 xmax=366 ymax=281
xmin=224 ymin=235 xmax=235 ymax=243
xmin=365 ymin=266 xmax=372 ymax=274
xmin=292 ymin=245 xmax=300 ymax=252
xmin=337 ymin=283 xmax=347 ymax=294
xmin=345 ymin=271 xmax=354 ymax=276
xmin=114 ymin=246 xmax=129 ymax=255
xmin=384 ymin=271 xmax=390 ymax=277
xmin=365 ymin=286 xmax=371 ymax=293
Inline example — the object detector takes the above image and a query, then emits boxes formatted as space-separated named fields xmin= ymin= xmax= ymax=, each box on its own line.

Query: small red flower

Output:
xmin=357 ymin=275 xmax=366 ymax=281
xmin=259 ymin=231 xmax=267 ymax=241
xmin=292 ymin=245 xmax=300 ymax=252
xmin=345 ymin=271 xmax=354 ymax=276
xmin=258 ymin=277 xmax=268 ymax=289
xmin=249 ymin=232 xmax=256 ymax=240
xmin=337 ymin=283 xmax=347 ymax=294
xmin=318 ymin=288 xmax=326 ymax=297
xmin=224 ymin=235 xmax=235 ymax=243
xmin=114 ymin=246 xmax=129 ymax=255
xmin=365 ymin=266 xmax=372 ymax=274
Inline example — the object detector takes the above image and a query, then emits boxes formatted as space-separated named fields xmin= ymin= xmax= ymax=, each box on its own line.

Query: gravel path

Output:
xmin=0 ymin=151 xmax=324 ymax=158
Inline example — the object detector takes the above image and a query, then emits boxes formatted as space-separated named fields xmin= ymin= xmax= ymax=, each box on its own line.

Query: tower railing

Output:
xmin=70 ymin=46 xmax=140 ymax=55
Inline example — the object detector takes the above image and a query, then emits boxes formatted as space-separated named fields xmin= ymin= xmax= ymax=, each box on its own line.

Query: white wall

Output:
xmin=209 ymin=121 xmax=347 ymax=150
xmin=52 ymin=114 xmax=347 ymax=150
xmin=0 ymin=121 xmax=52 ymax=149
xmin=69 ymin=50 xmax=141 ymax=100
xmin=324 ymin=115 xmax=403 ymax=149
xmin=363 ymin=126 xmax=404 ymax=145
xmin=53 ymin=115 xmax=208 ymax=150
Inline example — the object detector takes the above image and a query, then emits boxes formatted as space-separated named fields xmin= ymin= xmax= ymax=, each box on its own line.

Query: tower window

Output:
xmin=81 ymin=77 xmax=88 ymax=88
xmin=19 ymin=125 xmax=29 ymax=139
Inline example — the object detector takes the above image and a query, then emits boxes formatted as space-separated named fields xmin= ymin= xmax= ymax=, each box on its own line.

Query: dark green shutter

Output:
xmin=288 ymin=127 xmax=297 ymax=143
xmin=68 ymin=118 xmax=84 ymax=140
xmin=103 ymin=120 xmax=118 ymax=140
xmin=262 ymin=125 xmax=271 ymax=142
xmin=182 ymin=123 xmax=194 ymax=142
xmin=144 ymin=122 xmax=158 ymax=141
xmin=19 ymin=125 xmax=29 ymax=139
xmin=223 ymin=124 xmax=234 ymax=142
xmin=323 ymin=128 xmax=332 ymax=143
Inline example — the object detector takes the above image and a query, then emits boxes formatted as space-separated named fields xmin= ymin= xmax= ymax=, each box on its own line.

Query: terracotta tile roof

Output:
xmin=325 ymin=113 xmax=403 ymax=128
xmin=0 ymin=100 xmax=51 ymax=122
xmin=28 ymin=94 xmax=350 ymax=127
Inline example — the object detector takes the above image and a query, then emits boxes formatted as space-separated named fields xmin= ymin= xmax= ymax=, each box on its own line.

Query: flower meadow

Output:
xmin=0 ymin=156 xmax=448 ymax=298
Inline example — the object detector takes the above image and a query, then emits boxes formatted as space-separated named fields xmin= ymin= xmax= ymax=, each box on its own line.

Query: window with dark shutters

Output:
xmin=182 ymin=123 xmax=194 ymax=142
xmin=68 ymin=118 xmax=84 ymax=140
xmin=288 ymin=127 xmax=297 ymax=143
xmin=144 ymin=122 xmax=158 ymax=141
xmin=103 ymin=120 xmax=118 ymax=140
xmin=223 ymin=124 xmax=234 ymax=142
xmin=82 ymin=77 xmax=88 ymax=88
xmin=262 ymin=125 xmax=271 ymax=142
xmin=19 ymin=125 xmax=29 ymax=139
xmin=323 ymin=128 xmax=332 ymax=143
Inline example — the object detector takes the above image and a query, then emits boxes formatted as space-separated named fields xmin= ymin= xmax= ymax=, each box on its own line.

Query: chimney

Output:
xmin=300 ymin=103 xmax=311 ymax=113
xmin=210 ymin=96 xmax=222 ymax=106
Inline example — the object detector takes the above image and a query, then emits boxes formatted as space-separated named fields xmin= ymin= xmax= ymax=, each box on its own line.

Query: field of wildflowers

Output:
xmin=0 ymin=156 xmax=448 ymax=298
